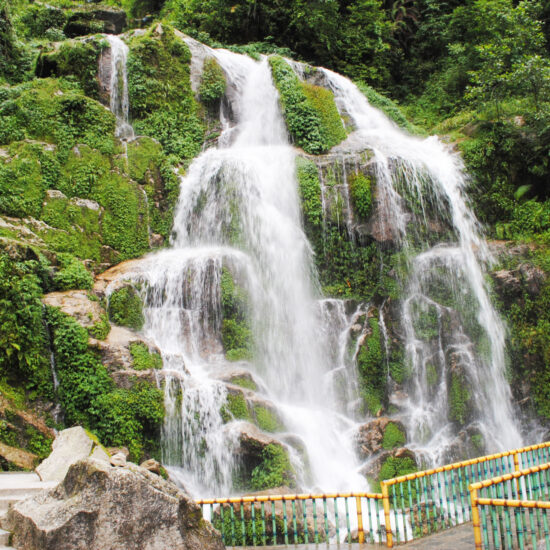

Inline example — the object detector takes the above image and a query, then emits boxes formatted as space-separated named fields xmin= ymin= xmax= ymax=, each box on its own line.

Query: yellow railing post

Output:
xmin=381 ymin=482 xmax=393 ymax=548
xmin=355 ymin=495 xmax=365 ymax=543
xmin=470 ymin=486 xmax=483 ymax=550
xmin=513 ymin=451 xmax=521 ymax=472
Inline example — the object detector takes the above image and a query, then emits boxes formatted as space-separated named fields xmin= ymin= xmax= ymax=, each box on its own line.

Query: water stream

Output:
xmin=321 ymin=68 xmax=523 ymax=462
xmin=103 ymin=32 xmax=524 ymax=498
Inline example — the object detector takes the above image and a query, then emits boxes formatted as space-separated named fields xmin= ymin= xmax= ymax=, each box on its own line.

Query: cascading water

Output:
xmin=106 ymin=35 xmax=134 ymax=140
xmin=111 ymin=48 xmax=369 ymax=496
xmin=320 ymin=68 xmax=523 ymax=463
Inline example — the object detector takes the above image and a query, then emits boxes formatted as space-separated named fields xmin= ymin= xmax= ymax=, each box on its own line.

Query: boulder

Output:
xmin=8 ymin=458 xmax=224 ymax=550
xmin=140 ymin=458 xmax=161 ymax=475
xmin=36 ymin=427 xmax=109 ymax=482
xmin=64 ymin=7 xmax=127 ymax=38
xmin=355 ymin=417 xmax=406 ymax=459
xmin=110 ymin=452 xmax=127 ymax=467
xmin=42 ymin=290 xmax=106 ymax=332
xmin=0 ymin=441 xmax=38 ymax=470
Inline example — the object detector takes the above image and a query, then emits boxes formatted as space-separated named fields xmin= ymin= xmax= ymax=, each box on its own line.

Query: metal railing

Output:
xmin=196 ymin=492 xmax=384 ymax=546
xmin=470 ymin=462 xmax=550 ymax=549
xmin=195 ymin=441 xmax=550 ymax=547
xmin=381 ymin=442 xmax=550 ymax=546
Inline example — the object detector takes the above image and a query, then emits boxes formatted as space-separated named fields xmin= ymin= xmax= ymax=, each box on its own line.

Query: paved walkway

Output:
xmin=239 ymin=523 xmax=475 ymax=549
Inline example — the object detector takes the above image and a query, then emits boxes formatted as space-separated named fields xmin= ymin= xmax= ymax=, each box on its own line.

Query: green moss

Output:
xmin=382 ymin=422 xmax=405 ymax=450
xmin=127 ymin=24 xmax=204 ymax=162
xmin=269 ymin=56 xmax=346 ymax=154
xmin=46 ymin=306 xmax=164 ymax=462
xmin=0 ymin=79 xmax=116 ymax=157
xmin=53 ymin=253 xmax=93 ymax=290
xmin=250 ymin=443 xmax=296 ymax=490
xmin=108 ymin=286 xmax=144 ymax=331
xmin=129 ymin=342 xmax=163 ymax=370
xmin=449 ymin=370 xmax=471 ymax=427
xmin=222 ymin=319 xmax=252 ymax=361
xmin=379 ymin=456 xmax=417 ymax=483
xmin=0 ymin=419 xmax=17 ymax=447
xmin=349 ymin=172 xmax=372 ymax=220
xmin=230 ymin=376 xmax=257 ymax=391
xmin=296 ymin=157 xmax=322 ymax=227
xmin=302 ymin=83 xmax=347 ymax=148
xmin=37 ymin=38 xmax=108 ymax=100
xmin=357 ymin=316 xmax=385 ymax=415
xmin=89 ymin=313 xmax=110 ymax=340
xmin=222 ymin=393 xmax=250 ymax=421
xmin=0 ymin=141 xmax=52 ymax=218
xmin=92 ymin=172 xmax=150 ymax=260
xmin=199 ymin=57 xmax=226 ymax=104
xmin=254 ymin=405 xmax=284 ymax=433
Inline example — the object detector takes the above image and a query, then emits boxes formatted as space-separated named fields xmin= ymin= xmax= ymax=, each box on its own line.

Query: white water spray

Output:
xmin=321 ymin=68 xmax=522 ymax=461
xmin=106 ymin=35 xmax=134 ymax=140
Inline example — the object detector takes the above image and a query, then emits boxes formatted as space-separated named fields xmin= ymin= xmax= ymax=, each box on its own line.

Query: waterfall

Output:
xmin=106 ymin=35 xmax=134 ymax=140
xmin=114 ymin=50 xmax=368 ymax=495
xmin=320 ymin=68 xmax=523 ymax=462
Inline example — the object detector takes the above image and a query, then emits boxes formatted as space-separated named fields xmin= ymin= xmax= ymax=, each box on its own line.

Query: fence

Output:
xmin=196 ymin=492 xmax=384 ymax=546
xmin=196 ymin=441 xmax=550 ymax=547
xmin=470 ymin=462 xmax=550 ymax=549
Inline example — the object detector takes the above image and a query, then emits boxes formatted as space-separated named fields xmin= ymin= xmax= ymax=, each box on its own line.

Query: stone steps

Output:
xmin=0 ymin=472 xmax=58 ymax=550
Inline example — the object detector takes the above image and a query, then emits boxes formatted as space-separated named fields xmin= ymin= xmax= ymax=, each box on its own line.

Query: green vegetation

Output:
xmin=230 ymin=376 xmax=257 ymax=391
xmin=357 ymin=316 xmax=385 ymax=415
xmin=296 ymin=157 xmax=322 ymax=227
xmin=250 ymin=443 xmax=295 ymax=490
xmin=269 ymin=56 xmax=346 ymax=154
xmin=221 ymin=392 xmax=250 ymax=421
xmin=382 ymin=422 xmax=405 ymax=450
xmin=108 ymin=286 xmax=144 ymax=331
xmin=199 ymin=57 xmax=226 ymax=104
xmin=253 ymin=405 xmax=284 ymax=433
xmin=220 ymin=268 xmax=253 ymax=361
xmin=53 ymin=253 xmax=93 ymax=290
xmin=36 ymin=38 xmax=108 ymax=100
xmin=45 ymin=307 xmax=164 ymax=461
xmin=127 ymin=24 xmax=204 ymax=162
xmin=449 ymin=370 xmax=471 ymax=427
xmin=0 ymin=253 xmax=53 ymax=399
xmin=89 ymin=313 xmax=111 ymax=340
xmin=348 ymin=172 xmax=372 ymax=220
xmin=129 ymin=342 xmax=163 ymax=370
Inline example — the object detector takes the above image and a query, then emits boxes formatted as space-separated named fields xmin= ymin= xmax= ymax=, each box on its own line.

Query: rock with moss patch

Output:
xmin=64 ymin=7 xmax=127 ymax=38
xmin=355 ymin=417 xmax=406 ymax=459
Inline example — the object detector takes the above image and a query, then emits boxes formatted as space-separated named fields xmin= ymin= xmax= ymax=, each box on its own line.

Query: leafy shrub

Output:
xmin=127 ymin=24 xmax=205 ymax=162
xmin=89 ymin=314 xmax=110 ymax=340
xmin=108 ymin=286 xmax=144 ymax=331
xmin=296 ymin=157 xmax=322 ymax=227
xmin=53 ymin=253 xmax=93 ymax=290
xmin=382 ymin=422 xmax=405 ymax=450
xmin=199 ymin=57 xmax=226 ymax=104
xmin=46 ymin=307 xmax=164 ymax=462
xmin=129 ymin=342 xmax=163 ymax=370
xmin=357 ymin=316 xmax=385 ymax=415
xmin=269 ymin=56 xmax=345 ymax=154
xmin=349 ymin=172 xmax=372 ymax=220
xmin=0 ymin=253 xmax=53 ymax=398
xmin=250 ymin=444 xmax=295 ymax=490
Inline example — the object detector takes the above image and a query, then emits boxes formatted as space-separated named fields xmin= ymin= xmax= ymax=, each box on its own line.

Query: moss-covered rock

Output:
xmin=129 ymin=342 xmax=162 ymax=371
xmin=448 ymin=367 xmax=472 ymax=427
xmin=199 ymin=57 xmax=226 ymax=105
xmin=127 ymin=24 xmax=204 ymax=162
xmin=357 ymin=314 xmax=385 ymax=415
xmin=36 ymin=37 xmax=108 ymax=100
xmin=108 ymin=285 xmax=144 ymax=331
xmin=269 ymin=56 xmax=346 ymax=154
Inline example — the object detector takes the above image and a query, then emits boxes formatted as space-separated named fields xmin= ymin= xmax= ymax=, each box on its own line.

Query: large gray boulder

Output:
xmin=36 ymin=426 xmax=109 ymax=482
xmin=8 ymin=458 xmax=225 ymax=550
